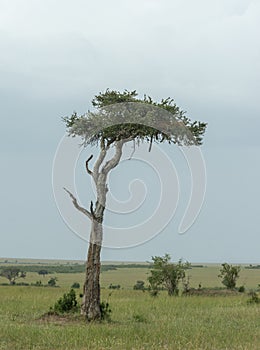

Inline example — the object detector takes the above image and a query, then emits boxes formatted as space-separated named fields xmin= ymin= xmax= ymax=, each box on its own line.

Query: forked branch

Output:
xmin=102 ymin=140 xmax=124 ymax=175
xmin=63 ymin=187 xmax=93 ymax=220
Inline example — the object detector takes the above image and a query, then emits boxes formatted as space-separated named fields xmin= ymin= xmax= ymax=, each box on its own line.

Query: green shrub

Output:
xmin=32 ymin=280 xmax=43 ymax=287
xmin=247 ymin=291 xmax=259 ymax=304
xmin=108 ymin=284 xmax=120 ymax=290
xmin=133 ymin=280 xmax=145 ymax=291
xmin=51 ymin=289 xmax=79 ymax=314
xmin=238 ymin=285 xmax=245 ymax=293
xmin=100 ymin=302 xmax=111 ymax=321
xmin=71 ymin=282 xmax=80 ymax=289
xmin=48 ymin=277 xmax=58 ymax=287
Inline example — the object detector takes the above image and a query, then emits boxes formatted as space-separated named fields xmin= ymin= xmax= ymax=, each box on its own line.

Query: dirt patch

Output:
xmin=37 ymin=312 xmax=85 ymax=325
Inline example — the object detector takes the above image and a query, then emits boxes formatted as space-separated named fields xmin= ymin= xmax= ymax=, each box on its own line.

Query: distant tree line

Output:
xmin=0 ymin=263 xmax=153 ymax=275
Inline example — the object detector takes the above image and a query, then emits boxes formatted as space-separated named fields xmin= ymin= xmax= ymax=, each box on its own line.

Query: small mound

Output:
xmin=38 ymin=312 xmax=84 ymax=325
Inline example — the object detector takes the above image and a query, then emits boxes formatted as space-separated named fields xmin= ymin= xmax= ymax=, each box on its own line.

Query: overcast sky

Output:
xmin=1 ymin=0 xmax=260 ymax=263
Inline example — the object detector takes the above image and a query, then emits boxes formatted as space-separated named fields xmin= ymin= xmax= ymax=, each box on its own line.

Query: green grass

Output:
xmin=0 ymin=287 xmax=259 ymax=350
xmin=0 ymin=263 xmax=259 ymax=349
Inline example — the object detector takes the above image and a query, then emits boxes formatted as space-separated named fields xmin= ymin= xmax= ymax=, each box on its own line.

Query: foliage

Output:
xmin=51 ymin=289 xmax=79 ymax=314
xmin=237 ymin=285 xmax=245 ymax=293
xmin=245 ymin=264 xmax=260 ymax=269
xmin=1 ymin=263 xmax=149 ymax=274
xmin=63 ymin=89 xmax=207 ymax=150
xmin=247 ymin=291 xmax=259 ymax=304
xmin=148 ymin=254 xmax=190 ymax=296
xmin=108 ymin=283 xmax=121 ymax=290
xmin=34 ymin=281 xmax=43 ymax=287
xmin=71 ymin=282 xmax=80 ymax=289
xmin=133 ymin=280 xmax=145 ymax=291
xmin=38 ymin=269 xmax=48 ymax=276
xmin=48 ymin=277 xmax=58 ymax=287
xmin=0 ymin=267 xmax=26 ymax=285
xmin=218 ymin=263 xmax=241 ymax=289
xmin=100 ymin=301 xmax=112 ymax=321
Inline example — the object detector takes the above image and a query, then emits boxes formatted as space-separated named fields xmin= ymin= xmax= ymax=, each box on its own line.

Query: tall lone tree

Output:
xmin=63 ymin=89 xmax=207 ymax=321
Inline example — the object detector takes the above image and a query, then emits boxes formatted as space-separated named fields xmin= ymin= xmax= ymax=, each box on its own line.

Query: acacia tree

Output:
xmin=218 ymin=263 xmax=241 ymax=289
xmin=0 ymin=267 xmax=26 ymax=285
xmin=148 ymin=254 xmax=190 ymax=295
xmin=63 ymin=89 xmax=207 ymax=321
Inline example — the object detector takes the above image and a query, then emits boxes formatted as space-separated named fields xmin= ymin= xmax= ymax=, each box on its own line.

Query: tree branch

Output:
xmin=93 ymin=140 xmax=107 ymax=182
xmin=90 ymin=201 xmax=96 ymax=218
xmin=101 ymin=140 xmax=124 ymax=175
xmin=85 ymin=155 xmax=93 ymax=176
xmin=63 ymin=187 xmax=93 ymax=220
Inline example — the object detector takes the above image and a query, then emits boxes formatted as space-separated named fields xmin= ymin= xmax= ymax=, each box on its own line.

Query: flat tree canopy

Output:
xmin=63 ymin=89 xmax=207 ymax=150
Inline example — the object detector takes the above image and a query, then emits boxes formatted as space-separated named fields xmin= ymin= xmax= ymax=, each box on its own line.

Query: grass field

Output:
xmin=0 ymin=262 xmax=259 ymax=350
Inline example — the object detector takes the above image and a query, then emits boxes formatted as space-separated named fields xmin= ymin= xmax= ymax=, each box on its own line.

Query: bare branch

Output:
xmin=63 ymin=187 xmax=93 ymax=220
xmin=102 ymin=140 xmax=125 ymax=175
xmin=93 ymin=142 xmax=107 ymax=181
xmin=90 ymin=200 xmax=95 ymax=218
xmin=86 ymin=155 xmax=93 ymax=176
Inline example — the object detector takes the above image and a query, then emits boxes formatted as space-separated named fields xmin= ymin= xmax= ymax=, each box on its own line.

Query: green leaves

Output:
xmin=148 ymin=254 xmax=190 ymax=296
xmin=218 ymin=263 xmax=241 ymax=289
xmin=63 ymin=89 xmax=207 ymax=149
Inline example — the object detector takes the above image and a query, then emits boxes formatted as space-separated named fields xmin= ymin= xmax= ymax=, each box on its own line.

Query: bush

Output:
xmin=51 ymin=289 xmax=79 ymax=314
xmin=133 ymin=280 xmax=145 ymax=291
xmin=238 ymin=285 xmax=245 ymax=293
xmin=247 ymin=291 xmax=259 ymax=304
xmin=38 ymin=270 xmax=48 ymax=277
xmin=71 ymin=282 xmax=80 ymax=289
xmin=100 ymin=301 xmax=111 ymax=321
xmin=108 ymin=284 xmax=120 ymax=290
xmin=48 ymin=277 xmax=58 ymax=287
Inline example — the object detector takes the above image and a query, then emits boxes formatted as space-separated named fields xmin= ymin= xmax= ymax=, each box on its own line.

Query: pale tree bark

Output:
xmin=64 ymin=139 xmax=125 ymax=321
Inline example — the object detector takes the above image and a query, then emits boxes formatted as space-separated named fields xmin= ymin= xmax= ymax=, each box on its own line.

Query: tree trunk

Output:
xmin=81 ymin=241 xmax=102 ymax=320
xmin=81 ymin=213 xmax=104 ymax=321
xmin=66 ymin=140 xmax=125 ymax=322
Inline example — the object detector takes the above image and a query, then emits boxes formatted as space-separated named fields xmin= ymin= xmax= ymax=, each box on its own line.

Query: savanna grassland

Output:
xmin=0 ymin=260 xmax=259 ymax=350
